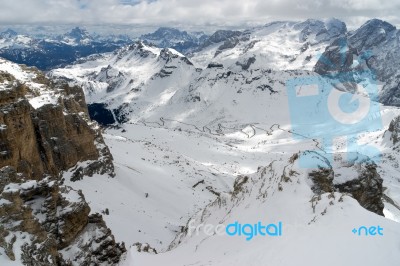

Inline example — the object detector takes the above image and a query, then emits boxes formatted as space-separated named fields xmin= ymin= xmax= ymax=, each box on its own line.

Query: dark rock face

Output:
xmin=308 ymin=153 xmax=384 ymax=216
xmin=0 ymin=98 xmax=45 ymax=179
xmin=349 ymin=19 xmax=396 ymax=50
xmin=381 ymin=83 xmax=400 ymax=107
xmin=387 ymin=116 xmax=400 ymax=145
xmin=0 ymin=61 xmax=123 ymax=264
xmin=235 ymin=56 xmax=256 ymax=71
xmin=190 ymin=29 xmax=243 ymax=56
xmin=309 ymin=168 xmax=334 ymax=194
xmin=207 ymin=63 xmax=224 ymax=68
xmin=334 ymin=163 xmax=384 ymax=215
xmin=0 ymin=73 xmax=114 ymax=180
xmin=313 ymin=37 xmax=356 ymax=75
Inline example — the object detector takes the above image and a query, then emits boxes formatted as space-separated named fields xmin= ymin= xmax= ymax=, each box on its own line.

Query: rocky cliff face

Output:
xmin=387 ymin=116 xmax=400 ymax=146
xmin=309 ymin=152 xmax=384 ymax=215
xmin=0 ymin=59 xmax=124 ymax=265
xmin=0 ymin=60 xmax=114 ymax=180
xmin=314 ymin=19 xmax=400 ymax=106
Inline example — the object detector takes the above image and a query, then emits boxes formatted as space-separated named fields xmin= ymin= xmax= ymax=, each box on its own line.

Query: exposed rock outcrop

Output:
xmin=387 ymin=116 xmax=400 ymax=145
xmin=0 ymin=61 xmax=114 ymax=180
xmin=334 ymin=162 xmax=383 ymax=216
xmin=0 ymin=59 xmax=123 ymax=264
xmin=307 ymin=152 xmax=384 ymax=215
xmin=0 ymin=167 xmax=126 ymax=265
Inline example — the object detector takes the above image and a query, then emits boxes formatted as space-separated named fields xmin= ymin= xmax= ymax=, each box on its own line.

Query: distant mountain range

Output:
xmin=0 ymin=27 xmax=132 ymax=70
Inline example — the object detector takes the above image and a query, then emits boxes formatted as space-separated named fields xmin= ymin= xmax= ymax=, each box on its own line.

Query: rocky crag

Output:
xmin=0 ymin=58 xmax=125 ymax=265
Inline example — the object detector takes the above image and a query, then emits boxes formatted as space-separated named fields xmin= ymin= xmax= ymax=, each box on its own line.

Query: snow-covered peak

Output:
xmin=119 ymin=41 xmax=187 ymax=60
xmin=294 ymin=18 xmax=346 ymax=43
xmin=349 ymin=18 xmax=396 ymax=50
xmin=357 ymin=18 xmax=396 ymax=33
xmin=190 ymin=19 xmax=347 ymax=71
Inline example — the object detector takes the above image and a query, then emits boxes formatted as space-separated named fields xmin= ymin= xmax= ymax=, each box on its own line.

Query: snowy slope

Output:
xmin=123 ymin=152 xmax=400 ymax=266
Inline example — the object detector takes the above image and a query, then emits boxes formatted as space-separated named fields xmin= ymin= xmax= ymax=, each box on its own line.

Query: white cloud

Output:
xmin=0 ymin=0 xmax=399 ymax=28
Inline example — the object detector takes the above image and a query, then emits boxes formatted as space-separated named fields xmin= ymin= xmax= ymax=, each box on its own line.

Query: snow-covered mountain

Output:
xmin=0 ymin=17 xmax=397 ymax=266
xmin=57 ymin=26 xmax=94 ymax=46
xmin=47 ymin=20 xmax=400 ymax=266
xmin=189 ymin=19 xmax=347 ymax=70
xmin=0 ymin=29 xmax=35 ymax=49
xmin=50 ymin=41 xmax=197 ymax=124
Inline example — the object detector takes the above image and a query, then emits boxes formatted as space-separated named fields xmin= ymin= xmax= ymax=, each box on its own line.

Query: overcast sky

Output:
xmin=1 ymin=0 xmax=400 ymax=29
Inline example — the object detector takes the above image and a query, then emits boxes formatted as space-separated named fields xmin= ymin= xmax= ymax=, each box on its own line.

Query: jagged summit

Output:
xmin=349 ymin=18 xmax=396 ymax=49
xmin=60 ymin=26 xmax=93 ymax=45
xmin=144 ymin=27 xmax=190 ymax=39
xmin=358 ymin=18 xmax=396 ymax=32
xmin=67 ymin=27 xmax=91 ymax=39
